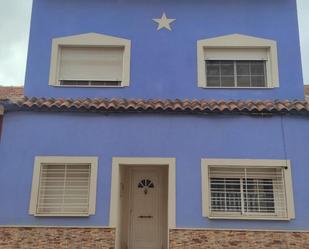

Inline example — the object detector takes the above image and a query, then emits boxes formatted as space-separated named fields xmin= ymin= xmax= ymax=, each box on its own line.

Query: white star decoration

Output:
xmin=153 ymin=13 xmax=176 ymax=31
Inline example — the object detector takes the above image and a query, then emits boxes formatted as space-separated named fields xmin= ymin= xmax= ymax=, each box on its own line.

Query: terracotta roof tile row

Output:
xmin=1 ymin=97 xmax=309 ymax=116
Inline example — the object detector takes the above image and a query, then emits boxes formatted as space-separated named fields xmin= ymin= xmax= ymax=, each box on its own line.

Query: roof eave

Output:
xmin=1 ymin=97 xmax=309 ymax=116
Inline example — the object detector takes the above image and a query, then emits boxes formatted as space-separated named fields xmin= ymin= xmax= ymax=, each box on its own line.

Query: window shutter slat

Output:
xmin=36 ymin=164 xmax=91 ymax=215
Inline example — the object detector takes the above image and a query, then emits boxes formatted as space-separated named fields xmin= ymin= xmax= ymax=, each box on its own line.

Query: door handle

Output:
xmin=138 ymin=215 xmax=153 ymax=219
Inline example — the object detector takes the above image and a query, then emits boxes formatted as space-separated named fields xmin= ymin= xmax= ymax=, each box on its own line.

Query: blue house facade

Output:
xmin=1 ymin=0 xmax=309 ymax=248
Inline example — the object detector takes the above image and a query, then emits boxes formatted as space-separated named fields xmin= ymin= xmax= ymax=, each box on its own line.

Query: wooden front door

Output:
xmin=128 ymin=167 xmax=165 ymax=249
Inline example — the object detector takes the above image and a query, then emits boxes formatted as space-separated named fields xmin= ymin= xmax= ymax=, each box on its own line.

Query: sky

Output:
xmin=0 ymin=0 xmax=308 ymax=86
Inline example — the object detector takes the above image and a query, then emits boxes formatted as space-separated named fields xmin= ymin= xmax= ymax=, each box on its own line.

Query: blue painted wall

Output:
xmin=1 ymin=112 xmax=309 ymax=229
xmin=24 ymin=0 xmax=304 ymax=100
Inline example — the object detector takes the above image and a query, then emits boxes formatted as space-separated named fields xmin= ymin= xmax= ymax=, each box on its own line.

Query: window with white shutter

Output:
xmin=201 ymin=159 xmax=295 ymax=220
xmin=29 ymin=157 xmax=98 ymax=216
xmin=49 ymin=33 xmax=131 ymax=87
xmin=58 ymin=46 xmax=124 ymax=87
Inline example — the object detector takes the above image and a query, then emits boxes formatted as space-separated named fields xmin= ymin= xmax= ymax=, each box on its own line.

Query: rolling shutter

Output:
xmin=59 ymin=46 xmax=124 ymax=82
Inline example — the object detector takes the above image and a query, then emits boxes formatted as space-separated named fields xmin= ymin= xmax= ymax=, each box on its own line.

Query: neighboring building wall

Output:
xmin=304 ymin=85 xmax=309 ymax=101
xmin=0 ymin=86 xmax=23 ymax=99
xmin=0 ymin=112 xmax=309 ymax=230
xmin=25 ymin=0 xmax=303 ymax=100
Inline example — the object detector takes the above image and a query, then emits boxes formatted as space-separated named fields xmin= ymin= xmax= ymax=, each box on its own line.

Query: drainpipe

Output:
xmin=0 ymin=105 xmax=4 ymax=142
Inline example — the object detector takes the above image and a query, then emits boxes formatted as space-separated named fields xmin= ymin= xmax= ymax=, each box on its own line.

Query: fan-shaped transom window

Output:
xmin=138 ymin=179 xmax=154 ymax=189
xmin=138 ymin=179 xmax=154 ymax=195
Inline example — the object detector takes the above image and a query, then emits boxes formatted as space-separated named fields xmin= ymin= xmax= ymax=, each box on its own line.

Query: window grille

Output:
xmin=36 ymin=164 xmax=91 ymax=215
xmin=209 ymin=166 xmax=287 ymax=218
xmin=206 ymin=60 xmax=267 ymax=87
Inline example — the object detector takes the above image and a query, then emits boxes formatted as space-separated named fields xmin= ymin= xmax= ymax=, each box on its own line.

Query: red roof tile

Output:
xmin=1 ymin=86 xmax=309 ymax=115
xmin=1 ymin=97 xmax=309 ymax=116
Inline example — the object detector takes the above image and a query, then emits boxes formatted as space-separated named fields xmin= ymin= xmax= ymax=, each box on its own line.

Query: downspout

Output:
xmin=280 ymin=115 xmax=288 ymax=166
xmin=0 ymin=105 xmax=4 ymax=142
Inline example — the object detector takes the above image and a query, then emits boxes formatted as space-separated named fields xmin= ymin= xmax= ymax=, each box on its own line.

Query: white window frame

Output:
xmin=201 ymin=159 xmax=295 ymax=220
xmin=197 ymin=34 xmax=279 ymax=88
xmin=49 ymin=33 xmax=131 ymax=87
xmin=29 ymin=156 xmax=98 ymax=217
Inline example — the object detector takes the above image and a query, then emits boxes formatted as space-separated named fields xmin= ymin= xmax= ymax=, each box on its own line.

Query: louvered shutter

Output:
xmin=36 ymin=164 xmax=91 ymax=215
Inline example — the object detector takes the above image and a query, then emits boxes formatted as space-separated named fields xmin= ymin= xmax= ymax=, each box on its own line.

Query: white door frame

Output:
xmin=110 ymin=157 xmax=176 ymax=249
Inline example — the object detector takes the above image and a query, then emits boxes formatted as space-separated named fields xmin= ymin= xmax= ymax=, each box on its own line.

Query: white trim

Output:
xmin=171 ymin=227 xmax=309 ymax=233
xmin=49 ymin=33 xmax=131 ymax=87
xmin=201 ymin=159 xmax=295 ymax=220
xmin=29 ymin=156 xmax=98 ymax=216
xmin=1 ymin=226 xmax=309 ymax=234
xmin=0 ymin=225 xmax=113 ymax=228
xmin=197 ymin=34 xmax=279 ymax=88
xmin=110 ymin=157 xmax=176 ymax=249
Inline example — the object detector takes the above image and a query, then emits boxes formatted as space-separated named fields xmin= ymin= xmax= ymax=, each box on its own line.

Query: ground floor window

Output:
xmin=29 ymin=156 xmax=98 ymax=216
xmin=202 ymin=159 xmax=295 ymax=220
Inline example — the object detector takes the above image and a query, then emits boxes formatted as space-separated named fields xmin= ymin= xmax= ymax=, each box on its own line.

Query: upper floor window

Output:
xmin=201 ymin=159 xmax=295 ymax=220
xmin=197 ymin=34 xmax=279 ymax=89
xmin=206 ymin=60 xmax=267 ymax=87
xmin=49 ymin=33 xmax=131 ymax=88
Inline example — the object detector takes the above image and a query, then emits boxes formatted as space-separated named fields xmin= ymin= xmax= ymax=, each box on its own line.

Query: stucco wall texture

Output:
xmin=25 ymin=0 xmax=304 ymax=100
xmin=1 ymin=112 xmax=309 ymax=230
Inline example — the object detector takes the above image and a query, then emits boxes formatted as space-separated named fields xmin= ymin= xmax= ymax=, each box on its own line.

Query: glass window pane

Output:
xmin=251 ymin=76 xmax=266 ymax=87
xmin=207 ymin=76 xmax=220 ymax=87
xmin=251 ymin=62 xmax=265 ymax=75
xmin=210 ymin=178 xmax=226 ymax=212
xmin=206 ymin=64 xmax=220 ymax=76
xmin=221 ymin=76 xmax=235 ymax=87
xmin=206 ymin=60 xmax=267 ymax=88
xmin=237 ymin=62 xmax=250 ymax=75
xmin=243 ymin=179 xmax=275 ymax=214
xmin=225 ymin=178 xmax=241 ymax=212
xmin=210 ymin=178 xmax=241 ymax=212
xmin=237 ymin=76 xmax=250 ymax=87
xmin=221 ymin=62 xmax=234 ymax=76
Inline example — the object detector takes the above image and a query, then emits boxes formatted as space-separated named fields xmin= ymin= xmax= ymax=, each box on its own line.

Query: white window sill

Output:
xmin=207 ymin=215 xmax=292 ymax=221
xmin=50 ymin=84 xmax=127 ymax=88
xmin=33 ymin=213 xmax=91 ymax=217
xmin=198 ymin=86 xmax=274 ymax=89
